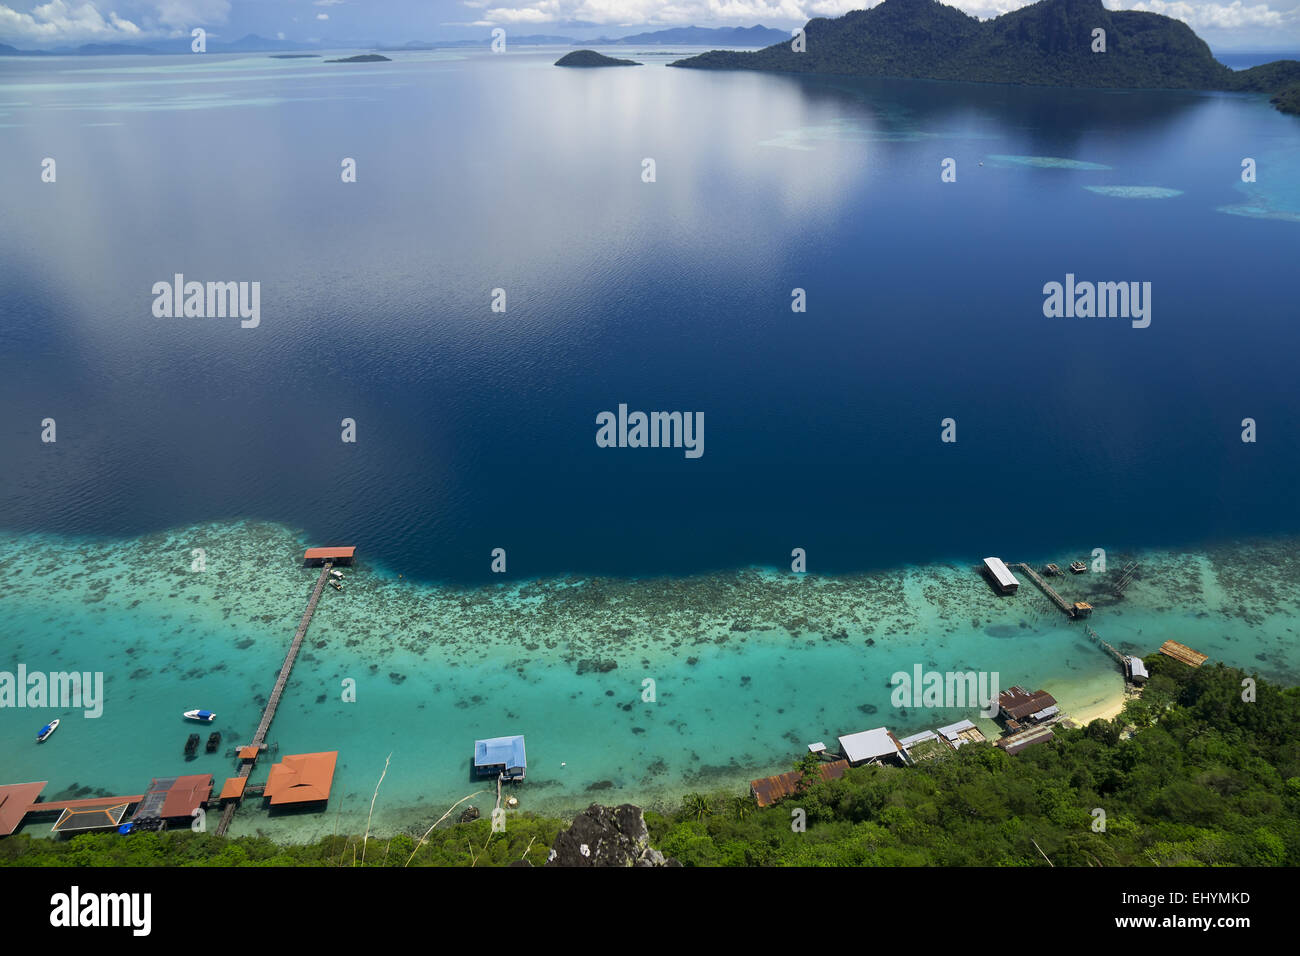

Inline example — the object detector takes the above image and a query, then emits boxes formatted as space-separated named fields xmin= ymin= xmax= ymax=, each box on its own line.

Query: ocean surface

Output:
xmin=1 ymin=48 xmax=1299 ymax=839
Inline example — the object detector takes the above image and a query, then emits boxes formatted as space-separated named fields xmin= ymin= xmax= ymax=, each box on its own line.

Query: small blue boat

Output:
xmin=183 ymin=709 xmax=216 ymax=722
xmin=36 ymin=719 xmax=59 ymax=742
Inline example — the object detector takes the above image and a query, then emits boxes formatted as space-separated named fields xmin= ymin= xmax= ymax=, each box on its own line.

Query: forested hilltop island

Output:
xmin=670 ymin=0 xmax=1300 ymax=116
xmin=555 ymin=50 xmax=643 ymax=67
xmin=3 ymin=660 xmax=1297 ymax=866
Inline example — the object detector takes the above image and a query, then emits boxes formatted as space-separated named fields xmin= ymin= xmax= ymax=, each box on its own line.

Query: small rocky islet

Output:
xmin=555 ymin=50 xmax=642 ymax=68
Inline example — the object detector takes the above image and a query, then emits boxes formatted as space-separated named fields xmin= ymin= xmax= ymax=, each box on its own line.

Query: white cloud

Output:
xmin=149 ymin=0 xmax=231 ymax=29
xmin=317 ymin=13 xmax=329 ymax=20
xmin=0 ymin=0 xmax=238 ymax=43
xmin=469 ymin=0 xmax=1299 ymax=30
xmin=0 ymin=1 xmax=141 ymax=41
xmin=1108 ymin=0 xmax=1289 ymax=29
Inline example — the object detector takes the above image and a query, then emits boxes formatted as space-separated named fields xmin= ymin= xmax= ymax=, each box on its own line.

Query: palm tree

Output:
xmin=730 ymin=796 xmax=753 ymax=821
xmin=682 ymin=792 xmax=713 ymax=821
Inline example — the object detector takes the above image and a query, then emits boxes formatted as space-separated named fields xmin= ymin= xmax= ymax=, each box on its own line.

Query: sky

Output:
xmin=0 ymin=0 xmax=1297 ymax=50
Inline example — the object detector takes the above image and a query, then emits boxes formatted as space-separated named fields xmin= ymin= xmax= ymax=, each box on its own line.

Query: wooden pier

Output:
xmin=1016 ymin=563 xmax=1077 ymax=619
xmin=215 ymin=562 xmax=334 ymax=836
xmin=1084 ymin=624 xmax=1125 ymax=666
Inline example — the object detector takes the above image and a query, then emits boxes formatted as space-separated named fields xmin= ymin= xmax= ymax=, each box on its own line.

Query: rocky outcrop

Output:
xmin=545 ymin=804 xmax=680 ymax=867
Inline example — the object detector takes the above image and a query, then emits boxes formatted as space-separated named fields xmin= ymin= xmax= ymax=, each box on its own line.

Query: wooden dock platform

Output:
xmin=215 ymin=562 xmax=334 ymax=837
xmin=1016 ymin=563 xmax=1077 ymax=618
xmin=1159 ymin=640 xmax=1208 ymax=667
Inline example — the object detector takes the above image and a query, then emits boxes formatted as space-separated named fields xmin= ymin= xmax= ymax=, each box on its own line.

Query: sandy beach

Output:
xmin=1067 ymin=693 xmax=1132 ymax=726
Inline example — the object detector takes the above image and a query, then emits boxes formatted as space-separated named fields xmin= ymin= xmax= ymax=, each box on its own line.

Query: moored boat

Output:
xmin=36 ymin=719 xmax=60 ymax=743
xmin=183 ymin=709 xmax=217 ymax=722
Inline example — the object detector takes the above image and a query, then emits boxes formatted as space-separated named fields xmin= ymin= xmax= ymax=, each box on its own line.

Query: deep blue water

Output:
xmin=1 ymin=50 xmax=1298 ymax=583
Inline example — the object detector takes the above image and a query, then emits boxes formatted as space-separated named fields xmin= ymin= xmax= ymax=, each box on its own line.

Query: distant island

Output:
xmin=587 ymin=25 xmax=789 ymax=46
xmin=555 ymin=50 xmax=642 ymax=67
xmin=326 ymin=54 xmax=391 ymax=63
xmin=669 ymin=0 xmax=1300 ymax=117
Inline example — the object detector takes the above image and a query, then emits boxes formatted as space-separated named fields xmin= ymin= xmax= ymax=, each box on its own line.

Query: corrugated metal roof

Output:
xmin=982 ymin=557 xmax=1020 ymax=589
xmin=936 ymin=719 xmax=977 ymax=740
xmin=838 ymin=728 xmax=901 ymax=764
xmin=897 ymin=730 xmax=939 ymax=748
xmin=999 ymin=686 xmax=1058 ymax=721
xmin=750 ymin=760 xmax=849 ymax=808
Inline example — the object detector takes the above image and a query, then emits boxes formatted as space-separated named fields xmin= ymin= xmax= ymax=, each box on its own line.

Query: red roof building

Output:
xmin=131 ymin=774 xmax=213 ymax=822
xmin=0 ymin=781 xmax=48 ymax=836
xmin=303 ymin=547 xmax=356 ymax=565
xmin=264 ymin=752 xmax=339 ymax=805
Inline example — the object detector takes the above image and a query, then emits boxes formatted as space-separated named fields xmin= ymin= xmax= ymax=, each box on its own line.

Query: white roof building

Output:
xmin=983 ymin=557 xmax=1020 ymax=592
xmin=936 ymin=719 xmax=985 ymax=749
xmin=838 ymin=728 xmax=902 ymax=765
xmin=897 ymin=730 xmax=939 ymax=748
xmin=1126 ymin=656 xmax=1149 ymax=682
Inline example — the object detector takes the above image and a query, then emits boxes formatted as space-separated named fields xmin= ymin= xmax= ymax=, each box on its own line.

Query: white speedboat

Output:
xmin=37 ymin=719 xmax=59 ymax=743
xmin=183 ymin=709 xmax=216 ymax=722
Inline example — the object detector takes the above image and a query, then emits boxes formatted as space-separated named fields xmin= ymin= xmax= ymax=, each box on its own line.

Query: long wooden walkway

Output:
xmin=215 ymin=563 xmax=333 ymax=836
xmin=1084 ymin=624 xmax=1125 ymax=666
xmin=1016 ymin=563 xmax=1076 ymax=618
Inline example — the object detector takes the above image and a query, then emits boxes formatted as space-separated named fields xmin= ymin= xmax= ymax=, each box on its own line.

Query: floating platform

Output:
xmin=1159 ymin=640 xmax=1208 ymax=667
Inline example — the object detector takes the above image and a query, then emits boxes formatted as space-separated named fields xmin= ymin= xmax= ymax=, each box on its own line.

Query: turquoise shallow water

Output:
xmin=3 ymin=521 xmax=1298 ymax=841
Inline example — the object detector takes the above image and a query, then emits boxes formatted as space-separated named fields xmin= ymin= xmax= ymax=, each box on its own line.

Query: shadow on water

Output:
xmin=737 ymin=69 xmax=1211 ymax=148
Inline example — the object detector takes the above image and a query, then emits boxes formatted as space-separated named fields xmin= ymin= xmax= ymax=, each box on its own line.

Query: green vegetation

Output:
xmin=4 ymin=659 xmax=1297 ymax=866
xmin=670 ymin=0 xmax=1300 ymax=116
xmin=0 ymin=815 xmax=561 ymax=868
xmin=1272 ymin=85 xmax=1300 ymax=116
xmin=646 ymin=659 xmax=1300 ymax=866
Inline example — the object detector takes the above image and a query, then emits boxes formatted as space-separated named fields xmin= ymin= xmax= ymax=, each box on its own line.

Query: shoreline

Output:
xmin=1065 ymin=693 xmax=1130 ymax=727
xmin=5 ymin=520 xmax=1300 ymax=844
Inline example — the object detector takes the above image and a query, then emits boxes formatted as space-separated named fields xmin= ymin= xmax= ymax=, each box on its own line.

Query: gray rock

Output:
xmin=545 ymin=803 xmax=680 ymax=867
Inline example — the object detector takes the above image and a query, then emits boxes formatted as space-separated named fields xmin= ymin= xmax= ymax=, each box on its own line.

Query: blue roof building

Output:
xmin=473 ymin=735 xmax=527 ymax=780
